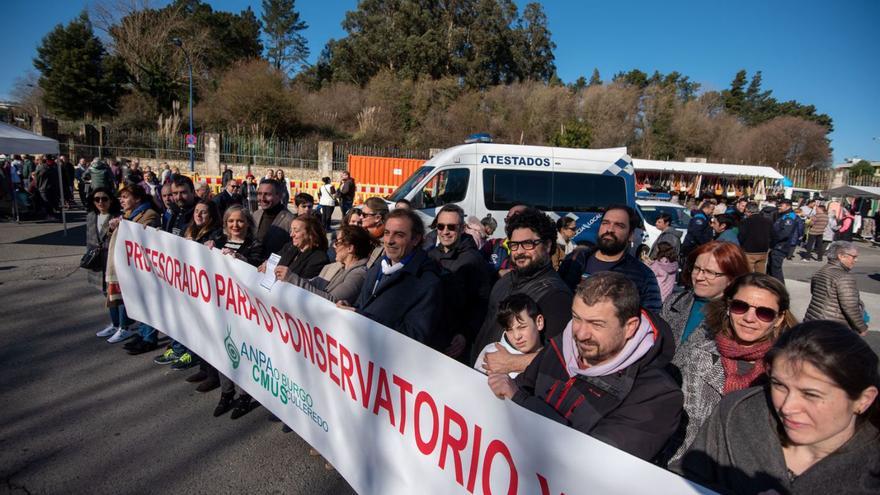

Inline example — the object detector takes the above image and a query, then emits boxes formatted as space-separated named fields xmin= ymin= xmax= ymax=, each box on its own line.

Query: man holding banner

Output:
xmin=345 ymin=208 xmax=443 ymax=348
xmin=489 ymin=271 xmax=683 ymax=461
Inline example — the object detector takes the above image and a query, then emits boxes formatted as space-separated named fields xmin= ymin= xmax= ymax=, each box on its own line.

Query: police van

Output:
xmin=386 ymin=142 xmax=637 ymax=245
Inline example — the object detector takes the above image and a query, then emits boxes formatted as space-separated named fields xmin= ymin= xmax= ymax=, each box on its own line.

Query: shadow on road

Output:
xmin=13 ymin=223 xmax=86 ymax=247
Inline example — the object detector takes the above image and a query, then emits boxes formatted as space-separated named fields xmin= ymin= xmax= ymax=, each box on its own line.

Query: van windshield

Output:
xmin=389 ymin=166 xmax=434 ymax=202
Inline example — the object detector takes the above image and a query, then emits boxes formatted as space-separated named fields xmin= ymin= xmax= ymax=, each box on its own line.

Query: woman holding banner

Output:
xmin=209 ymin=205 xmax=267 ymax=418
xmin=275 ymin=215 xmax=330 ymax=281
xmin=680 ymin=321 xmax=879 ymax=493
xmin=279 ymin=224 xmax=371 ymax=303
xmin=100 ymin=185 xmax=160 ymax=345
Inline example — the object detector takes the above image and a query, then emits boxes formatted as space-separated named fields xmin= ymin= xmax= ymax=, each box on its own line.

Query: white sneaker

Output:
xmin=107 ymin=327 xmax=136 ymax=343
xmin=96 ymin=325 xmax=117 ymax=338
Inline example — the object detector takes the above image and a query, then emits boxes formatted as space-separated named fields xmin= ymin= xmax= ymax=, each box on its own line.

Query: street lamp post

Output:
xmin=171 ymin=38 xmax=194 ymax=172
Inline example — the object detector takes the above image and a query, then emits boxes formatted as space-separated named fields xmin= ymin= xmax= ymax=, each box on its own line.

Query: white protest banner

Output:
xmin=114 ymin=220 xmax=710 ymax=494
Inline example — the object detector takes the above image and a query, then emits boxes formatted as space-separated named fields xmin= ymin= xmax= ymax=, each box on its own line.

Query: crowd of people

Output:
xmin=76 ymin=162 xmax=879 ymax=493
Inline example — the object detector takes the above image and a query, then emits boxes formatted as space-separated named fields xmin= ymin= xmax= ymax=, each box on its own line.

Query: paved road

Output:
xmin=0 ymin=214 xmax=355 ymax=495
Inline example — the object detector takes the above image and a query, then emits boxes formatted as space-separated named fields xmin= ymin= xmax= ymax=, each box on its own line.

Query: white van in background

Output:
xmin=386 ymin=142 xmax=638 ymax=245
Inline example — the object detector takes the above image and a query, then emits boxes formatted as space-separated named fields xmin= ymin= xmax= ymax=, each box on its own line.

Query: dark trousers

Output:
xmin=320 ymin=205 xmax=334 ymax=231
xmin=768 ymin=248 xmax=786 ymax=283
xmin=341 ymin=199 xmax=353 ymax=216
xmin=804 ymin=234 xmax=825 ymax=260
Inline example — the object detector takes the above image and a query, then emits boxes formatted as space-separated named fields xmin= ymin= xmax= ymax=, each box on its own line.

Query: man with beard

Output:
xmin=487 ymin=271 xmax=682 ymax=461
xmin=471 ymin=208 xmax=573 ymax=376
xmin=427 ymin=204 xmax=491 ymax=361
xmin=252 ymin=179 xmax=296 ymax=255
xmin=558 ymin=205 xmax=662 ymax=313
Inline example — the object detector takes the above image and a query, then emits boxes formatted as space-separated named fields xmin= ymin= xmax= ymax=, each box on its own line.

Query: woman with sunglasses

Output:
xmin=664 ymin=272 xmax=797 ymax=468
xmin=86 ymin=188 xmax=125 ymax=339
xmin=662 ymin=241 xmax=751 ymax=347
xmin=680 ymin=320 xmax=879 ymax=494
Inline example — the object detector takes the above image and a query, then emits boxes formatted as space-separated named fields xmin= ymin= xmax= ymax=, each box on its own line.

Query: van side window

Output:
xmin=483 ymin=169 xmax=626 ymax=212
xmin=420 ymin=169 xmax=469 ymax=208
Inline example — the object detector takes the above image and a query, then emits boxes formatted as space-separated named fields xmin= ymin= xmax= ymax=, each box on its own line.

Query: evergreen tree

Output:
xmin=516 ymin=3 xmax=556 ymax=82
xmin=33 ymin=12 xmax=125 ymax=119
xmin=261 ymin=0 xmax=310 ymax=74
xmin=722 ymin=69 xmax=748 ymax=116
xmin=588 ymin=68 xmax=602 ymax=86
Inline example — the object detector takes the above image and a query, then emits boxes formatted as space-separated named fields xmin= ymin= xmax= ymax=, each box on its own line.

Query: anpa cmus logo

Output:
xmin=221 ymin=326 xmax=329 ymax=432
xmin=224 ymin=326 xmax=240 ymax=369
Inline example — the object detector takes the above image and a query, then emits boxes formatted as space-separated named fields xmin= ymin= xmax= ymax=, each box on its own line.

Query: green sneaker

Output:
xmin=153 ymin=348 xmax=179 ymax=365
xmin=171 ymin=352 xmax=199 ymax=371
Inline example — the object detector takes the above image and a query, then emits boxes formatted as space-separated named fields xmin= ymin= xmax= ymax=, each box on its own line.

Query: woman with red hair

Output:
xmin=661 ymin=241 xmax=751 ymax=346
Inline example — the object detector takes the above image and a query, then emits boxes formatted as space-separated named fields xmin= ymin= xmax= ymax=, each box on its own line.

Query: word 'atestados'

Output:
xmin=122 ymin=238 xmax=567 ymax=495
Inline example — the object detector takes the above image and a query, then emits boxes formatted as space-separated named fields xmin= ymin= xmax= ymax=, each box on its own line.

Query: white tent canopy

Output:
xmin=0 ymin=122 xmax=59 ymax=155
xmin=632 ymin=158 xmax=784 ymax=180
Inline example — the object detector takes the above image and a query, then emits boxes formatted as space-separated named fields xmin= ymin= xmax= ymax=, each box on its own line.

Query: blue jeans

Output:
xmin=109 ymin=305 xmax=130 ymax=328
xmin=341 ymin=199 xmax=353 ymax=216
xmin=139 ymin=323 xmax=158 ymax=344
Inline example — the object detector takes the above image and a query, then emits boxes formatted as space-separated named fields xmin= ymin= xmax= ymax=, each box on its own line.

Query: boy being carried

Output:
xmin=474 ymin=293 xmax=544 ymax=378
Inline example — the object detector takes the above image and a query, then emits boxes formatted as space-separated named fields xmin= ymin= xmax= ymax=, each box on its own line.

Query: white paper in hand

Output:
xmin=260 ymin=253 xmax=282 ymax=290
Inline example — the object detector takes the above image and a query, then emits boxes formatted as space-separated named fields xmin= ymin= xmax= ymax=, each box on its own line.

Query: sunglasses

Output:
xmin=436 ymin=223 xmax=458 ymax=232
xmin=728 ymin=299 xmax=779 ymax=323
xmin=94 ymin=196 xmax=110 ymax=203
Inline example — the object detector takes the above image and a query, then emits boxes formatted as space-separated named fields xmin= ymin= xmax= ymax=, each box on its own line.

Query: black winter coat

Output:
xmin=279 ymin=244 xmax=330 ymax=279
xmin=471 ymin=261 xmax=572 ymax=362
xmin=557 ymin=246 xmax=663 ymax=313
xmin=512 ymin=310 xmax=683 ymax=461
xmin=355 ymin=249 xmax=443 ymax=348
xmin=427 ymin=235 xmax=492 ymax=349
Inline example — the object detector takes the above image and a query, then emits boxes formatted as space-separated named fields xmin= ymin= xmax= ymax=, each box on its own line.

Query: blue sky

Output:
xmin=1 ymin=0 xmax=877 ymax=164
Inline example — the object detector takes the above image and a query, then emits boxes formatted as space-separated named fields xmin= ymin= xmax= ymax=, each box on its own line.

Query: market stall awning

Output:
xmin=823 ymin=185 xmax=880 ymax=199
xmin=0 ymin=122 xmax=59 ymax=155
xmin=632 ymin=158 xmax=784 ymax=180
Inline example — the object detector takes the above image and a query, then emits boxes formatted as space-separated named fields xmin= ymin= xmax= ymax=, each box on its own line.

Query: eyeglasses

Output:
xmin=692 ymin=265 xmax=726 ymax=280
xmin=229 ymin=185 xmax=241 ymax=190
xmin=436 ymin=223 xmax=458 ymax=232
xmin=93 ymin=196 xmax=110 ymax=203
xmin=729 ymin=299 xmax=779 ymax=323
xmin=508 ymin=239 xmax=543 ymax=251
xmin=361 ymin=211 xmax=380 ymax=217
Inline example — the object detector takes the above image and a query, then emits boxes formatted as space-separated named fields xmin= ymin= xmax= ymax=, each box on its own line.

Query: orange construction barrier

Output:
xmin=348 ymin=155 xmax=426 ymax=189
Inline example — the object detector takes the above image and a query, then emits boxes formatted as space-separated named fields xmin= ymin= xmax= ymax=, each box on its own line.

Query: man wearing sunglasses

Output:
xmin=427 ymin=204 xmax=492 ymax=362
xmin=804 ymin=241 xmax=868 ymax=335
xmin=488 ymin=271 xmax=682 ymax=461
xmin=558 ymin=205 xmax=663 ymax=313
xmin=472 ymin=208 xmax=573 ymax=375
xmin=212 ymin=178 xmax=243 ymax=215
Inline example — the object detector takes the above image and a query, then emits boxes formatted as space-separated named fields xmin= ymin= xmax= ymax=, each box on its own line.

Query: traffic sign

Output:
xmin=185 ymin=134 xmax=197 ymax=145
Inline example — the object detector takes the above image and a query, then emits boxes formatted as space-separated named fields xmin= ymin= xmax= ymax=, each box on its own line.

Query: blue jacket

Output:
xmin=681 ymin=212 xmax=713 ymax=257
xmin=772 ymin=211 xmax=797 ymax=251
xmin=558 ymin=247 xmax=663 ymax=313
xmin=789 ymin=215 xmax=805 ymax=246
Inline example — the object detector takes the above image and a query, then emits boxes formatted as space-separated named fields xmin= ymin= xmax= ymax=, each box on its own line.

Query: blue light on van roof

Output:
xmin=465 ymin=133 xmax=493 ymax=144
